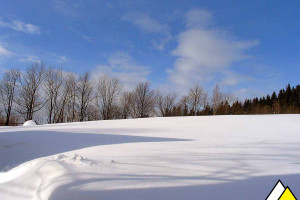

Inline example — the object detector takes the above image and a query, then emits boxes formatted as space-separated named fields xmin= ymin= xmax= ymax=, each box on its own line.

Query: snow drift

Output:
xmin=23 ymin=120 xmax=37 ymax=126
xmin=0 ymin=115 xmax=300 ymax=200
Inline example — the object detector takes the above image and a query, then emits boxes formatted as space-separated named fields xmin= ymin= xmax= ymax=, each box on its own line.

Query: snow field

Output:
xmin=0 ymin=115 xmax=300 ymax=199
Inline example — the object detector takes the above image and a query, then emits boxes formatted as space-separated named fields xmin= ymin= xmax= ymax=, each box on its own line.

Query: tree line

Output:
xmin=0 ymin=63 xmax=299 ymax=125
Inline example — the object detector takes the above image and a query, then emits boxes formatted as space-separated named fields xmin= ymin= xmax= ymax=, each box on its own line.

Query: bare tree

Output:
xmin=131 ymin=82 xmax=155 ymax=118
xmin=179 ymin=95 xmax=190 ymax=116
xmin=77 ymin=72 xmax=93 ymax=121
xmin=187 ymin=84 xmax=206 ymax=115
xmin=0 ymin=69 xmax=20 ymax=125
xmin=16 ymin=63 xmax=45 ymax=121
xmin=54 ymin=75 xmax=70 ymax=123
xmin=119 ymin=91 xmax=132 ymax=119
xmin=51 ymin=72 xmax=78 ymax=123
xmin=87 ymin=104 xmax=99 ymax=121
xmin=43 ymin=68 xmax=63 ymax=123
xmin=95 ymin=75 xmax=121 ymax=120
xmin=63 ymin=73 xmax=78 ymax=122
xmin=156 ymin=91 xmax=177 ymax=117
xmin=212 ymin=84 xmax=223 ymax=115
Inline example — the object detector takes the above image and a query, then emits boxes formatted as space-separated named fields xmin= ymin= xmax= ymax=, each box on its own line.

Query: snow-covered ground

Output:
xmin=0 ymin=115 xmax=299 ymax=200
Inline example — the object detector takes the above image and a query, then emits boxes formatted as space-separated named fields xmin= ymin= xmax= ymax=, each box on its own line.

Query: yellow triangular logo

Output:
xmin=279 ymin=187 xmax=296 ymax=200
xmin=266 ymin=180 xmax=297 ymax=200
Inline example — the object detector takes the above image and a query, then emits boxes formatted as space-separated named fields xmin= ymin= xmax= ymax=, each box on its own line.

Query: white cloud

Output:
xmin=93 ymin=52 xmax=151 ymax=89
xmin=17 ymin=53 xmax=68 ymax=64
xmin=168 ymin=9 xmax=259 ymax=90
xmin=151 ymin=34 xmax=172 ymax=51
xmin=52 ymin=0 xmax=85 ymax=18
xmin=221 ymin=71 xmax=252 ymax=86
xmin=0 ymin=43 xmax=13 ymax=57
xmin=186 ymin=9 xmax=213 ymax=29
xmin=18 ymin=55 xmax=41 ymax=63
xmin=0 ymin=19 xmax=40 ymax=34
xmin=123 ymin=12 xmax=172 ymax=50
xmin=123 ymin=12 xmax=169 ymax=34
xmin=0 ymin=43 xmax=13 ymax=75
xmin=49 ymin=53 xmax=69 ymax=63
xmin=57 ymin=55 xmax=68 ymax=63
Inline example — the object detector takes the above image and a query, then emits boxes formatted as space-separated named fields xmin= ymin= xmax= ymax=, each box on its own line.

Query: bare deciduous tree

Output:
xmin=95 ymin=75 xmax=121 ymax=120
xmin=156 ymin=91 xmax=177 ymax=117
xmin=212 ymin=84 xmax=223 ymax=115
xmin=63 ymin=73 xmax=78 ymax=122
xmin=77 ymin=72 xmax=93 ymax=121
xmin=16 ymin=63 xmax=45 ymax=121
xmin=119 ymin=91 xmax=132 ymax=119
xmin=43 ymin=68 xmax=63 ymax=123
xmin=187 ymin=84 xmax=206 ymax=115
xmin=131 ymin=82 xmax=155 ymax=118
xmin=0 ymin=69 xmax=20 ymax=125
xmin=179 ymin=95 xmax=190 ymax=116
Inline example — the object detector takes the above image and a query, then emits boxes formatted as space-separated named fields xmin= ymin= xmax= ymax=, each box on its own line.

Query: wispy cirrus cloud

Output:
xmin=18 ymin=55 xmax=41 ymax=63
xmin=185 ymin=9 xmax=213 ymax=29
xmin=123 ymin=12 xmax=169 ymax=34
xmin=0 ymin=42 xmax=14 ymax=57
xmin=52 ymin=0 xmax=82 ymax=18
xmin=0 ymin=19 xmax=40 ymax=34
xmin=123 ymin=12 xmax=172 ymax=50
xmin=221 ymin=70 xmax=253 ymax=86
xmin=168 ymin=9 xmax=259 ymax=90
xmin=49 ymin=53 xmax=69 ymax=63
xmin=17 ymin=53 xmax=69 ymax=64
xmin=94 ymin=52 xmax=151 ymax=89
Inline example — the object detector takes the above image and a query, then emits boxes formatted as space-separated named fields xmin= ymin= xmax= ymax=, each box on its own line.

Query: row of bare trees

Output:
xmin=0 ymin=63 xmax=232 ymax=125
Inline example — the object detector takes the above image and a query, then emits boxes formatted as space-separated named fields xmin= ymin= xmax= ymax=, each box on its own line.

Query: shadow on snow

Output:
xmin=49 ymin=173 xmax=300 ymax=200
xmin=0 ymin=130 xmax=189 ymax=170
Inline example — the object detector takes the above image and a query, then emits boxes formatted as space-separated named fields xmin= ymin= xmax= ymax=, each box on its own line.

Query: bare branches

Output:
xmin=131 ymin=82 xmax=155 ymax=118
xmin=43 ymin=67 xmax=63 ymax=123
xmin=119 ymin=91 xmax=132 ymax=119
xmin=212 ymin=84 xmax=223 ymax=115
xmin=15 ymin=63 xmax=45 ymax=121
xmin=95 ymin=74 xmax=121 ymax=120
xmin=187 ymin=84 xmax=207 ymax=115
xmin=156 ymin=91 xmax=177 ymax=117
xmin=0 ymin=64 xmax=263 ymax=125
xmin=77 ymin=72 xmax=93 ymax=122
xmin=0 ymin=69 xmax=20 ymax=125
xmin=63 ymin=73 xmax=78 ymax=122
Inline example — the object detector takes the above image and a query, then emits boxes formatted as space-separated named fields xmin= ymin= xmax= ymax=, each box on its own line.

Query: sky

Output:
xmin=0 ymin=0 xmax=299 ymax=99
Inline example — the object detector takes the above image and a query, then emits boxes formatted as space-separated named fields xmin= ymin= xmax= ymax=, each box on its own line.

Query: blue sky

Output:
xmin=0 ymin=0 xmax=299 ymax=98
